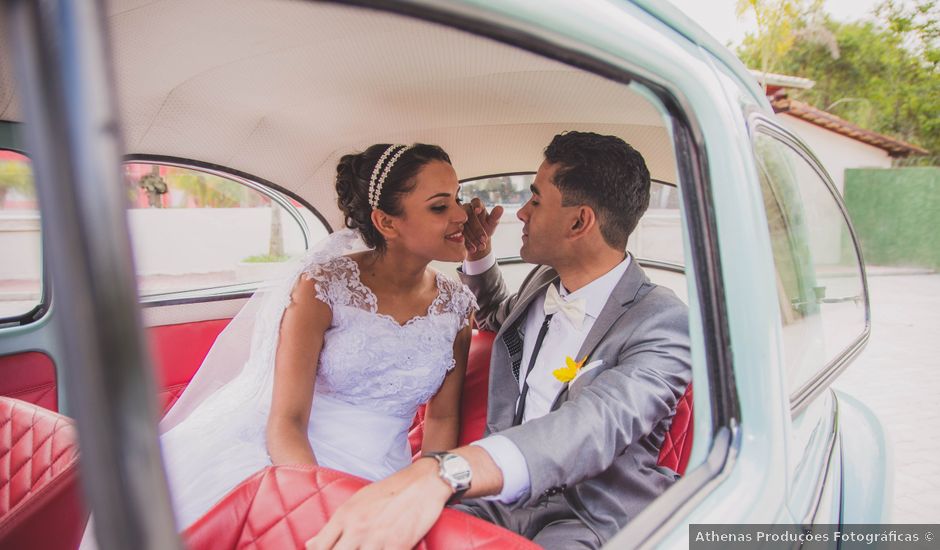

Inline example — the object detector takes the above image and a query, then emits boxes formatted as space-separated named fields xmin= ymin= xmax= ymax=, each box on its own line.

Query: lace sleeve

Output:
xmin=437 ymin=276 xmax=478 ymax=330
xmin=301 ymin=258 xmax=339 ymax=309
xmin=300 ymin=255 xmax=375 ymax=312
xmin=460 ymin=283 xmax=479 ymax=329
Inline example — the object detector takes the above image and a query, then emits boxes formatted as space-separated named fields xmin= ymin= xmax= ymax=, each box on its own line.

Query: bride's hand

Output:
xmin=462 ymin=197 xmax=503 ymax=259
xmin=305 ymin=458 xmax=452 ymax=550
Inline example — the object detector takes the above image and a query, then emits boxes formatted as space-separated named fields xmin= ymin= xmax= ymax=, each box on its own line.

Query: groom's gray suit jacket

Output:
xmin=459 ymin=260 xmax=691 ymax=542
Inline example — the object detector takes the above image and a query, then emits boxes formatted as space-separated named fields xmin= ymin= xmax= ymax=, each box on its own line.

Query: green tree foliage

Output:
xmin=738 ymin=0 xmax=940 ymax=156
xmin=168 ymin=172 xmax=250 ymax=208
xmin=0 ymin=158 xmax=34 ymax=208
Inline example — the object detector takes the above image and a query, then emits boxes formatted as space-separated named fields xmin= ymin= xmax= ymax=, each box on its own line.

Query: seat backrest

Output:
xmin=411 ymin=330 xmax=694 ymax=475
xmin=184 ymin=465 xmax=539 ymax=549
xmin=656 ymin=383 xmax=694 ymax=474
xmin=0 ymin=397 xmax=87 ymax=549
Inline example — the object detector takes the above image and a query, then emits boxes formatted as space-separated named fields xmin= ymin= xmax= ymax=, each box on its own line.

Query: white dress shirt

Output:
xmin=463 ymin=251 xmax=631 ymax=503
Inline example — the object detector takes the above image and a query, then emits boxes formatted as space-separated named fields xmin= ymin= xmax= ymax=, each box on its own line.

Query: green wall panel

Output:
xmin=844 ymin=167 xmax=940 ymax=269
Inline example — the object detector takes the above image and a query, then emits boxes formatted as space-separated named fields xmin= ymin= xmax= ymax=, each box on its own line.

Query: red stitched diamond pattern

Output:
xmin=0 ymin=398 xmax=79 ymax=515
xmin=186 ymin=466 xmax=539 ymax=550
xmin=657 ymin=384 xmax=693 ymax=474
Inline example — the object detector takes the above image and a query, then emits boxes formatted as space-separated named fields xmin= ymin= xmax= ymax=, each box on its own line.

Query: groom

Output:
xmin=308 ymin=132 xmax=692 ymax=550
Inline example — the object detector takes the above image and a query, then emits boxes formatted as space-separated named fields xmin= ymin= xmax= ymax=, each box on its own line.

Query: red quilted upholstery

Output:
xmin=409 ymin=330 xmax=494 ymax=457
xmin=0 ymin=397 xmax=86 ymax=549
xmin=411 ymin=331 xmax=694 ymax=475
xmin=657 ymin=384 xmax=694 ymax=474
xmin=0 ymin=352 xmax=58 ymax=412
xmin=148 ymin=318 xmax=231 ymax=415
xmin=184 ymin=465 xmax=539 ymax=550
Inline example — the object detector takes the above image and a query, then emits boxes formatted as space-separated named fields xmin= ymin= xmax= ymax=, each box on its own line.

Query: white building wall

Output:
xmin=777 ymin=114 xmax=893 ymax=195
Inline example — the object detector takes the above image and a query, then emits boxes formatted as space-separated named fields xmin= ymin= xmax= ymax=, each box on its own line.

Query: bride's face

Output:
xmin=389 ymin=160 xmax=468 ymax=262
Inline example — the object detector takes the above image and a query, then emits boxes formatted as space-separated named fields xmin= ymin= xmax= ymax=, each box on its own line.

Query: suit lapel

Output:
xmin=549 ymin=260 xmax=652 ymax=411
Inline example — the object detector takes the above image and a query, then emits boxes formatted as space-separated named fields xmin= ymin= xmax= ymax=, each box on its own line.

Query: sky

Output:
xmin=665 ymin=0 xmax=885 ymax=48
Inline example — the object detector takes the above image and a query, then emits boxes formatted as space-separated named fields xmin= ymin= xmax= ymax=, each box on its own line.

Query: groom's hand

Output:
xmin=462 ymin=198 xmax=503 ymax=260
xmin=305 ymin=446 xmax=504 ymax=549
xmin=305 ymin=458 xmax=452 ymax=550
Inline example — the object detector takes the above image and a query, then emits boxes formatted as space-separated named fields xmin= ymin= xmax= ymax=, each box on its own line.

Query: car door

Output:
xmin=749 ymin=117 xmax=872 ymax=528
xmin=0 ymin=125 xmax=63 ymax=411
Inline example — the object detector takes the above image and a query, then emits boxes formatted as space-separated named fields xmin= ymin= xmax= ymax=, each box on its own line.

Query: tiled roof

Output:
xmin=770 ymin=92 xmax=929 ymax=158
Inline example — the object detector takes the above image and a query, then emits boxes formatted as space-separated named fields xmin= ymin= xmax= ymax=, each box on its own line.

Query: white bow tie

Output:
xmin=543 ymin=283 xmax=586 ymax=329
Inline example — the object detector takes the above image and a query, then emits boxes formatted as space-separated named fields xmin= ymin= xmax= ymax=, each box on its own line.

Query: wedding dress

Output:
xmin=157 ymin=231 xmax=477 ymax=530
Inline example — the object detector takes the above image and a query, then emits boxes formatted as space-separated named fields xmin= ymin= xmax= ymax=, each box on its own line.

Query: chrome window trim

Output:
xmin=803 ymin=392 xmax=841 ymax=526
xmin=746 ymin=114 xmax=872 ymax=416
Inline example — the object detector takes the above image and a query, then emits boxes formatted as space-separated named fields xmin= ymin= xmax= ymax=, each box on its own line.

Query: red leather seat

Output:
xmin=657 ymin=383 xmax=694 ymax=474
xmin=409 ymin=330 xmax=494 ymax=457
xmin=186 ymin=330 xmax=692 ymax=549
xmin=411 ymin=330 xmax=694 ymax=474
xmin=0 ymin=397 xmax=87 ymax=550
xmin=184 ymin=465 xmax=538 ymax=550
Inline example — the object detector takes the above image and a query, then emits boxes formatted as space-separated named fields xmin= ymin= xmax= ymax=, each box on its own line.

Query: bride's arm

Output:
xmin=266 ymin=277 xmax=333 ymax=465
xmin=420 ymin=322 xmax=471 ymax=453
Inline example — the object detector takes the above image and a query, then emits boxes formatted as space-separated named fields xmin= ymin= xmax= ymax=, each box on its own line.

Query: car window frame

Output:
xmin=123 ymin=155 xmax=332 ymax=307
xmin=746 ymin=114 xmax=872 ymax=416
xmin=0 ymin=143 xmax=50 ymax=328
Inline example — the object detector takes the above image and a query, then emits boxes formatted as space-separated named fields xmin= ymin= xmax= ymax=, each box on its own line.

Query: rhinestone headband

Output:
xmin=368 ymin=144 xmax=412 ymax=210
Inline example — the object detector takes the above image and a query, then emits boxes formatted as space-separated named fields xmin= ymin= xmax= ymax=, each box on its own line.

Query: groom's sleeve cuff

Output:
xmin=462 ymin=251 xmax=496 ymax=276
xmin=471 ymin=435 xmax=530 ymax=504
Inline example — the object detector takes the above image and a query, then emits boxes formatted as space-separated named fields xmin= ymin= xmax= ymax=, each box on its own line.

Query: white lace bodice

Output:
xmin=304 ymin=255 xmax=476 ymax=418
xmin=154 ymin=236 xmax=480 ymax=531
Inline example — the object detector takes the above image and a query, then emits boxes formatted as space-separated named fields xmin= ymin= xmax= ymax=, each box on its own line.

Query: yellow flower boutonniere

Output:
xmin=552 ymin=355 xmax=588 ymax=383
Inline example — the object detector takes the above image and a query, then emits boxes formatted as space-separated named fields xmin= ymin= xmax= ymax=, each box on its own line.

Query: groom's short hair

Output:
xmin=544 ymin=132 xmax=651 ymax=250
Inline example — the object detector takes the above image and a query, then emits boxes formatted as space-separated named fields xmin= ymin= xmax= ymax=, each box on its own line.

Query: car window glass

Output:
xmin=753 ymin=132 xmax=868 ymax=397
xmin=460 ymin=174 xmax=683 ymax=265
xmin=0 ymin=150 xmax=42 ymax=321
xmin=125 ymin=162 xmax=327 ymax=296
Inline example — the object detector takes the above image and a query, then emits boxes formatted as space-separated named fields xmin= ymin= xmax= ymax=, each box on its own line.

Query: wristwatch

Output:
xmin=421 ymin=451 xmax=472 ymax=501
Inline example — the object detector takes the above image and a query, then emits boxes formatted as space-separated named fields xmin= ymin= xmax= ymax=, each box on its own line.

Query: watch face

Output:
xmin=441 ymin=454 xmax=472 ymax=490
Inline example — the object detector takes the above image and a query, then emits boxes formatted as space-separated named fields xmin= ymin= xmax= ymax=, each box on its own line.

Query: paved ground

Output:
xmin=832 ymin=268 xmax=940 ymax=523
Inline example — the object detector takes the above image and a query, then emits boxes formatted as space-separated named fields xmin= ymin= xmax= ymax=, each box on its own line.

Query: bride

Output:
xmin=157 ymin=143 xmax=477 ymax=530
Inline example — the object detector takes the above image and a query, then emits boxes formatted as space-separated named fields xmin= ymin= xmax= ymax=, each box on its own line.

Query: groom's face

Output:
xmin=517 ymin=160 xmax=580 ymax=266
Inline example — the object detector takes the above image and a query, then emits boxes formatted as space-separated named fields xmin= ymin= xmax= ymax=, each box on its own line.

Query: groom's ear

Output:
xmin=371 ymin=209 xmax=399 ymax=240
xmin=569 ymin=206 xmax=596 ymax=239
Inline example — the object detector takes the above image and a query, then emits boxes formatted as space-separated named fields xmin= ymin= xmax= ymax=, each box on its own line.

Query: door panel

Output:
xmin=0 ymin=351 xmax=57 ymax=411
xmin=149 ymin=318 xmax=232 ymax=415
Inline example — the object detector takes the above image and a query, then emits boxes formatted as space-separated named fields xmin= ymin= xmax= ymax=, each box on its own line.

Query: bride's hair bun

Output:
xmin=335 ymin=143 xmax=451 ymax=251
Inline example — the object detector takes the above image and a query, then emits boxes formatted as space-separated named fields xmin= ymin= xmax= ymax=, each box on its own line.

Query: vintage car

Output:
xmin=0 ymin=0 xmax=890 ymax=548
